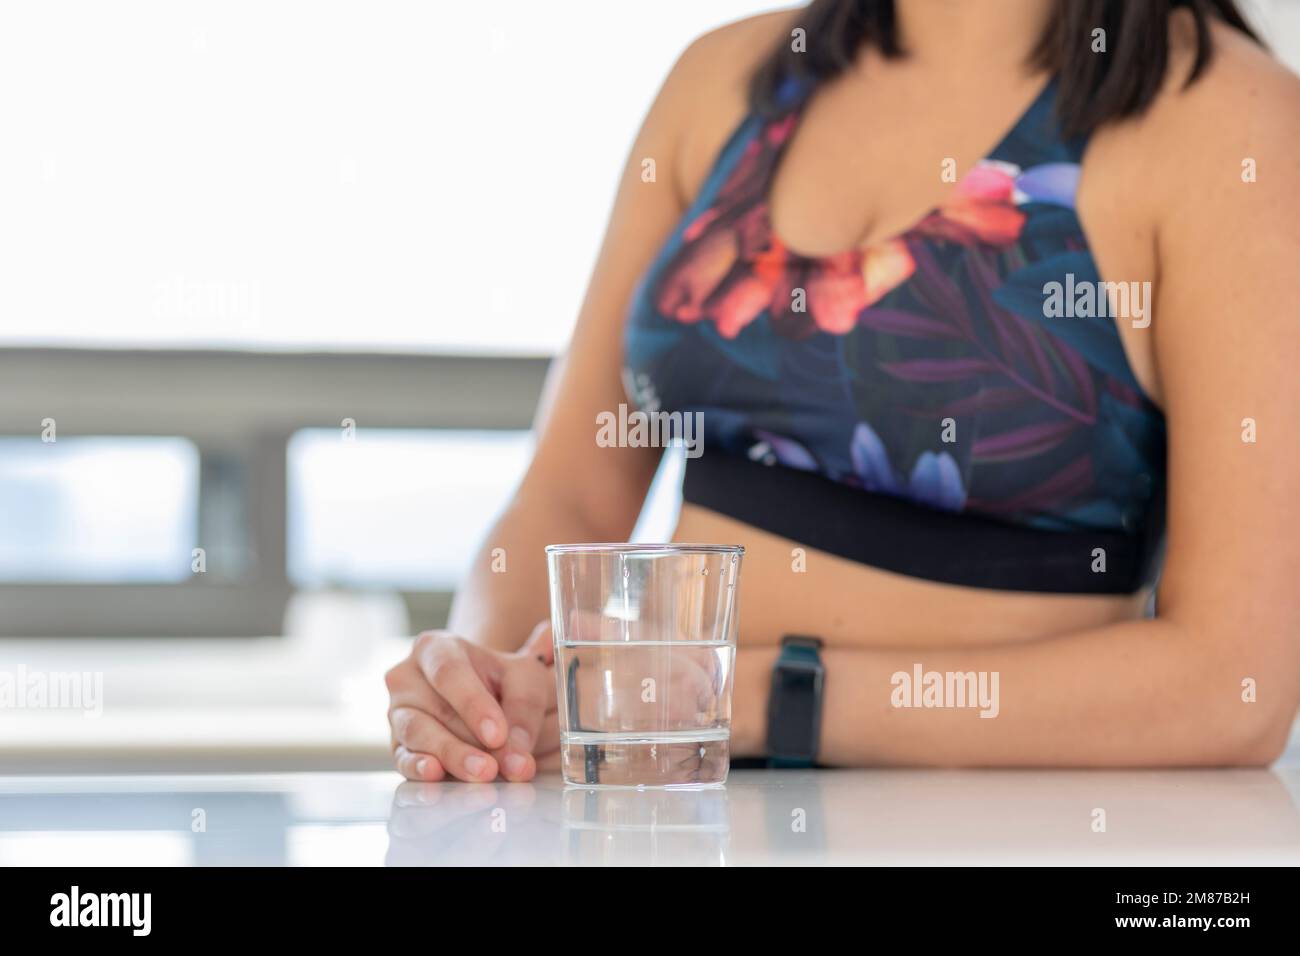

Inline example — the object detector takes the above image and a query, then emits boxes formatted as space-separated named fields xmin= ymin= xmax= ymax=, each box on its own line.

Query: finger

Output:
xmin=499 ymin=659 xmax=550 ymax=757
xmin=493 ymin=710 xmax=560 ymax=781
xmin=491 ymin=746 xmax=536 ymax=783
xmin=388 ymin=656 xmax=489 ymax=747
xmin=416 ymin=640 xmax=509 ymax=750
xmin=390 ymin=705 xmax=498 ymax=782
xmin=518 ymin=625 xmax=558 ymax=716
xmin=412 ymin=656 xmax=552 ymax=753
xmin=399 ymin=681 xmax=494 ymax=748
xmin=667 ymin=648 xmax=721 ymax=714
xmin=521 ymin=619 xmax=555 ymax=666
xmin=389 ymin=706 xmax=447 ymax=755
xmin=387 ymin=658 xmax=445 ymax=714
xmin=532 ymin=650 xmax=558 ymax=714
xmin=534 ymin=709 xmax=561 ymax=755
xmin=392 ymin=743 xmax=446 ymax=782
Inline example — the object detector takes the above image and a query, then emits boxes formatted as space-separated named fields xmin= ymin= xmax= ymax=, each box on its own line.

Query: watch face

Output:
xmin=768 ymin=663 xmax=823 ymax=758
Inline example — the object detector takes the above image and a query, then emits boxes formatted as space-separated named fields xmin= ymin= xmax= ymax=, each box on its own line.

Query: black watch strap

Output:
xmin=765 ymin=634 xmax=825 ymax=768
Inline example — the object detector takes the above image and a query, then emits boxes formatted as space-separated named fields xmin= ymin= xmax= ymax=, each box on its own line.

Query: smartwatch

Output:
xmin=765 ymin=635 xmax=825 ymax=768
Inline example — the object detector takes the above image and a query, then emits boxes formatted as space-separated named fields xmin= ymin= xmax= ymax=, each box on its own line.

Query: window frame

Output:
xmin=0 ymin=348 xmax=549 ymax=638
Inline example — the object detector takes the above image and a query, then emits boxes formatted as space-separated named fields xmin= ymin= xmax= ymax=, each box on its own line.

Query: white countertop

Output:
xmin=2 ymin=765 xmax=1297 ymax=866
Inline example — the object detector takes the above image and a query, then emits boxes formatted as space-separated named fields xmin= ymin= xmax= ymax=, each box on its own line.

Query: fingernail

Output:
xmin=480 ymin=718 xmax=500 ymax=745
xmin=464 ymin=754 xmax=488 ymax=778
xmin=509 ymin=726 xmax=532 ymax=750
xmin=504 ymin=753 xmax=527 ymax=776
xmin=415 ymin=758 xmax=429 ymax=777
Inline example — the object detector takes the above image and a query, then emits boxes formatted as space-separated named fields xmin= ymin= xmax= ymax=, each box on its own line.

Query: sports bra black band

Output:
xmin=682 ymin=453 xmax=1163 ymax=595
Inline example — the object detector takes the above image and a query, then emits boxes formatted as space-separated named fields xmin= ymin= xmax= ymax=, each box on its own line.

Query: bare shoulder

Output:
xmin=1177 ymin=16 xmax=1299 ymax=104
xmin=681 ymin=6 xmax=790 ymax=62
xmin=1141 ymin=14 xmax=1300 ymax=207
xmin=672 ymin=7 xmax=796 ymax=89
xmin=658 ymin=8 xmax=799 ymax=199
xmin=1136 ymin=17 xmax=1300 ymax=370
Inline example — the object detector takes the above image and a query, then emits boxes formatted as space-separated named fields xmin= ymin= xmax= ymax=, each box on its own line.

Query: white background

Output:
xmin=0 ymin=0 xmax=773 ymax=355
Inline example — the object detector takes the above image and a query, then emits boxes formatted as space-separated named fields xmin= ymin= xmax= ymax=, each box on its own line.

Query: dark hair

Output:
xmin=750 ymin=0 xmax=1262 ymax=137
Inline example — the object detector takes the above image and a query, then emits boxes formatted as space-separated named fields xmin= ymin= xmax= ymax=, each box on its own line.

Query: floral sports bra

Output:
xmin=623 ymin=74 xmax=1167 ymax=594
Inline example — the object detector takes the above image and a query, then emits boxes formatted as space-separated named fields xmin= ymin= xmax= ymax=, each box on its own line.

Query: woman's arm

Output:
xmin=447 ymin=34 xmax=735 ymax=653
xmin=734 ymin=30 xmax=1300 ymax=769
xmin=733 ymin=615 xmax=1292 ymax=767
xmin=387 ymin=18 xmax=793 ymax=781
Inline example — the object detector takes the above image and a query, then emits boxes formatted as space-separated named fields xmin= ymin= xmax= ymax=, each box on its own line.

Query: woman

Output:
xmin=386 ymin=0 xmax=1300 ymax=781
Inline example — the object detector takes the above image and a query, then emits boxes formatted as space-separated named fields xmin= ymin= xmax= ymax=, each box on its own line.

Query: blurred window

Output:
xmin=287 ymin=429 xmax=534 ymax=590
xmin=0 ymin=436 xmax=198 ymax=582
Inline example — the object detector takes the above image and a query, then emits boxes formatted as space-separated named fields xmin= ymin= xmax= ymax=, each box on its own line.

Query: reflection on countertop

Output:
xmin=1 ymin=764 xmax=1298 ymax=866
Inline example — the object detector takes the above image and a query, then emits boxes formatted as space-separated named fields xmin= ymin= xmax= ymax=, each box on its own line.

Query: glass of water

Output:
xmin=545 ymin=543 xmax=744 ymax=789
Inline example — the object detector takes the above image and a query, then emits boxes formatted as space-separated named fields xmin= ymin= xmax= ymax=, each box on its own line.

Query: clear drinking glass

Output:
xmin=545 ymin=543 xmax=744 ymax=789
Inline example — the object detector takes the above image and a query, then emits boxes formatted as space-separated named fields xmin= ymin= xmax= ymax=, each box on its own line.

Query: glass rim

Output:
xmin=544 ymin=542 xmax=744 ymax=556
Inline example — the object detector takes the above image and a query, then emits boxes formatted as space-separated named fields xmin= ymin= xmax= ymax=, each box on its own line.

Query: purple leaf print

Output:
xmin=878 ymin=357 xmax=997 ymax=383
xmin=971 ymin=419 xmax=1080 ymax=462
xmin=1045 ymin=330 xmax=1098 ymax=418
xmin=971 ymin=455 xmax=1094 ymax=514
xmin=983 ymin=301 xmax=1025 ymax=367
xmin=925 ymin=386 xmax=1029 ymax=418
xmin=1106 ymin=377 xmax=1145 ymax=409
xmin=965 ymin=247 xmax=1060 ymax=395
xmin=857 ymin=308 xmax=964 ymax=341
xmin=946 ymin=246 xmax=1097 ymax=425
xmin=907 ymin=241 xmax=976 ymax=337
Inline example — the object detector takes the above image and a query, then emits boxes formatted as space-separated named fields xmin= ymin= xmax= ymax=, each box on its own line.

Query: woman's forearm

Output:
xmin=733 ymin=619 xmax=1295 ymax=768
xmin=447 ymin=488 xmax=622 ymax=652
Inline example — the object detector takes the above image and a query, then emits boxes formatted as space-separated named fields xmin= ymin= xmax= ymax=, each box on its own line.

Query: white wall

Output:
xmin=0 ymin=0 xmax=775 ymax=355
xmin=1254 ymin=0 xmax=1300 ymax=72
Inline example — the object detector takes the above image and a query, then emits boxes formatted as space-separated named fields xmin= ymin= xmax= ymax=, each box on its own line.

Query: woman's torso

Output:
xmin=634 ymin=32 xmax=1167 ymax=648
